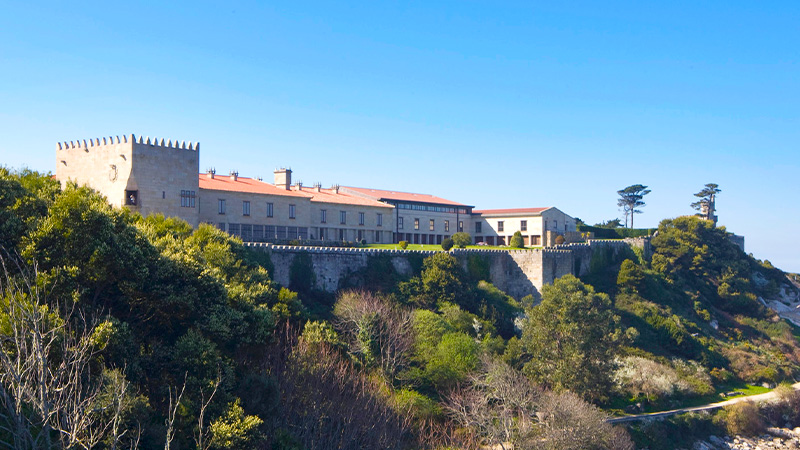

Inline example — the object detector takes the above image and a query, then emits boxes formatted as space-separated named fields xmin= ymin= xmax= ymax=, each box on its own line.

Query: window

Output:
xmin=276 ymin=226 xmax=287 ymax=239
xmin=498 ymin=221 xmax=504 ymax=232
xmin=287 ymin=227 xmax=298 ymax=239
xmin=217 ymin=222 xmax=226 ymax=232
xmin=429 ymin=219 xmax=435 ymax=231
xmin=359 ymin=212 xmax=365 ymax=226
xmin=459 ymin=221 xmax=464 ymax=232
xmin=241 ymin=224 xmax=252 ymax=241
xmin=475 ymin=222 xmax=482 ymax=233
xmin=266 ymin=202 xmax=274 ymax=218
xmin=357 ymin=229 xmax=364 ymax=241
xmin=321 ymin=209 xmax=327 ymax=223
xmin=398 ymin=217 xmax=404 ymax=229
xmin=377 ymin=213 xmax=383 ymax=227
xmin=414 ymin=218 xmax=420 ymax=230
xmin=125 ymin=190 xmax=138 ymax=206
xmin=444 ymin=220 xmax=450 ymax=232
xmin=242 ymin=201 xmax=250 ymax=216
xmin=340 ymin=211 xmax=347 ymax=224
xmin=181 ymin=190 xmax=196 ymax=208
xmin=375 ymin=230 xmax=381 ymax=243
xmin=228 ymin=223 xmax=240 ymax=236
xmin=298 ymin=227 xmax=308 ymax=239
xmin=218 ymin=199 xmax=226 ymax=215
xmin=289 ymin=204 xmax=296 ymax=219
xmin=266 ymin=225 xmax=276 ymax=239
xmin=554 ymin=221 xmax=558 ymax=230
xmin=521 ymin=220 xmax=527 ymax=231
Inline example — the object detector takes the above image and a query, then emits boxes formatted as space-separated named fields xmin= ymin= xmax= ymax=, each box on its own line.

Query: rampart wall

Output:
xmin=247 ymin=237 xmax=652 ymax=300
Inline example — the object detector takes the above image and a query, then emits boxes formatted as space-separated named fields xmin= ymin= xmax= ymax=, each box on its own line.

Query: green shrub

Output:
xmin=441 ymin=237 xmax=454 ymax=251
xmin=554 ymin=234 xmax=565 ymax=245
xmin=451 ymin=232 xmax=471 ymax=248
xmin=509 ymin=231 xmax=524 ymax=248
xmin=617 ymin=259 xmax=645 ymax=292
xmin=716 ymin=401 xmax=764 ymax=436
xmin=399 ymin=240 xmax=409 ymax=249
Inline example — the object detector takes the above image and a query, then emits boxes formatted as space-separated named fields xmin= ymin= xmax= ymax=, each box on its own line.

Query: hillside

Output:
xmin=3 ymin=168 xmax=800 ymax=449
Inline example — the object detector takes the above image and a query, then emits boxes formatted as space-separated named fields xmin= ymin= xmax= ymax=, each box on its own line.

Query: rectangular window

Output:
xmin=266 ymin=202 xmax=274 ymax=218
xmin=253 ymin=225 xmax=264 ymax=241
xmin=377 ymin=213 xmax=383 ymax=227
xmin=218 ymin=199 xmax=226 ymax=215
xmin=398 ymin=217 xmax=404 ymax=229
xmin=357 ymin=229 xmax=364 ymax=241
xmin=475 ymin=222 xmax=482 ymax=233
xmin=228 ymin=223 xmax=240 ymax=236
xmin=298 ymin=227 xmax=308 ymax=239
xmin=321 ymin=209 xmax=327 ymax=223
xmin=287 ymin=227 xmax=298 ymax=239
xmin=217 ymin=222 xmax=226 ymax=232
xmin=289 ymin=204 xmax=296 ymax=219
xmin=266 ymin=225 xmax=276 ymax=239
xmin=340 ymin=211 xmax=347 ymax=224
xmin=242 ymin=201 xmax=250 ymax=216
xmin=498 ymin=221 xmax=504 ymax=232
xmin=444 ymin=220 xmax=450 ymax=232
xmin=429 ymin=219 xmax=435 ymax=231
xmin=554 ymin=220 xmax=558 ymax=230
xmin=521 ymin=220 xmax=527 ymax=231
xmin=180 ymin=190 xmax=196 ymax=208
xmin=414 ymin=218 xmax=420 ymax=230
xmin=359 ymin=212 xmax=365 ymax=226
xmin=276 ymin=226 xmax=287 ymax=240
xmin=125 ymin=190 xmax=138 ymax=206
xmin=375 ymin=231 xmax=381 ymax=243
xmin=241 ymin=224 xmax=252 ymax=241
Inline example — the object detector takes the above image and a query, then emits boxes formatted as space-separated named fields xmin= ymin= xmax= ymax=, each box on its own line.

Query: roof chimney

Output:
xmin=295 ymin=181 xmax=303 ymax=191
xmin=314 ymin=182 xmax=322 ymax=192
xmin=230 ymin=170 xmax=238 ymax=181
xmin=207 ymin=168 xmax=216 ymax=179
xmin=274 ymin=168 xmax=292 ymax=190
xmin=332 ymin=184 xmax=340 ymax=194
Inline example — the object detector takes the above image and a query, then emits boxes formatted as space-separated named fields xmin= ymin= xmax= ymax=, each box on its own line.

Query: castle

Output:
xmin=55 ymin=134 xmax=577 ymax=246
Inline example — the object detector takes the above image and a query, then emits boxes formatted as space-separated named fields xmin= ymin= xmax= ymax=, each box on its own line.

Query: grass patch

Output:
xmin=607 ymin=382 xmax=772 ymax=416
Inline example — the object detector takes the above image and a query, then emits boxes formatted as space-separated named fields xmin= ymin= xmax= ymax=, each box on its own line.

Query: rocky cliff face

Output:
xmin=694 ymin=428 xmax=800 ymax=450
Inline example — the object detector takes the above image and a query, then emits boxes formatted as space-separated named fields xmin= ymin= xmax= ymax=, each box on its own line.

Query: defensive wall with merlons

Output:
xmin=246 ymin=238 xmax=651 ymax=299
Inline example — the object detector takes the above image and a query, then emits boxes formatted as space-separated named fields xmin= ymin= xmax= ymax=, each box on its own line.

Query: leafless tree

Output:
xmin=164 ymin=375 xmax=186 ymax=450
xmin=332 ymin=290 xmax=413 ymax=381
xmin=0 ymin=253 xmax=130 ymax=450
xmin=194 ymin=371 xmax=221 ymax=450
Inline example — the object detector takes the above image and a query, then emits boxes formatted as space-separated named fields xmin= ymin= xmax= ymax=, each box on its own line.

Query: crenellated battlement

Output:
xmin=57 ymin=134 xmax=199 ymax=151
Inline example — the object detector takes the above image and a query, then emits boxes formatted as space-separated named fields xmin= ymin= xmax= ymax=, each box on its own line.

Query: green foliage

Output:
xmin=407 ymin=253 xmax=469 ymax=308
xmin=392 ymin=389 xmax=442 ymax=421
xmin=466 ymin=254 xmax=490 ymax=282
xmin=210 ymin=399 xmax=264 ymax=450
xmin=617 ymin=259 xmax=645 ymax=293
xmin=520 ymin=275 xmax=622 ymax=401
xmin=424 ymin=332 xmax=479 ymax=389
xmin=578 ymin=223 xmax=657 ymax=239
xmin=398 ymin=240 xmax=409 ymax=249
xmin=440 ymin=237 xmax=453 ymax=251
xmin=289 ymin=251 xmax=316 ymax=294
xmin=715 ymin=401 xmax=764 ymax=437
xmin=451 ymin=232 xmax=471 ymax=248
xmin=509 ymin=231 xmax=524 ymax=248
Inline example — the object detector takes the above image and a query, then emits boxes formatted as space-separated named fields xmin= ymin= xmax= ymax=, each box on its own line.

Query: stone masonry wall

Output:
xmin=246 ymin=238 xmax=652 ymax=300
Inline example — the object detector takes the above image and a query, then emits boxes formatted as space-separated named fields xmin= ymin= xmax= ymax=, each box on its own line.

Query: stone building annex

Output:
xmin=55 ymin=134 xmax=577 ymax=246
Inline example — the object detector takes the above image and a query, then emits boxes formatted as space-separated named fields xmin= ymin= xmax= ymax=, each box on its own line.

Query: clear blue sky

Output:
xmin=1 ymin=1 xmax=798 ymax=271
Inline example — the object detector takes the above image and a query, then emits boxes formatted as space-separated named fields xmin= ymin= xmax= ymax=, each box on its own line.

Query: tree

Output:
xmin=594 ymin=218 xmax=623 ymax=229
xmin=691 ymin=183 xmax=721 ymax=222
xmin=509 ymin=231 xmax=524 ymax=248
xmin=617 ymin=184 xmax=651 ymax=228
xmin=520 ymin=275 xmax=622 ymax=401
xmin=440 ymin=237 xmax=454 ymax=251
xmin=451 ymin=232 xmax=471 ymax=249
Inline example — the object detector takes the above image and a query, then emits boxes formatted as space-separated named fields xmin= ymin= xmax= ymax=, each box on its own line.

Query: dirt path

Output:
xmin=608 ymin=382 xmax=800 ymax=424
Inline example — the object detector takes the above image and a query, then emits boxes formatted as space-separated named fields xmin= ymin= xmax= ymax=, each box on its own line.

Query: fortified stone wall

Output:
xmin=246 ymin=237 xmax=652 ymax=300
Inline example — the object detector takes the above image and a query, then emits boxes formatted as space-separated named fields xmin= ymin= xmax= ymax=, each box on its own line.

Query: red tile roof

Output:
xmin=199 ymin=174 xmax=308 ymax=197
xmin=342 ymin=186 xmax=471 ymax=207
xmin=199 ymin=175 xmax=392 ymax=208
xmin=473 ymin=207 xmax=552 ymax=216
xmin=308 ymin=188 xmax=393 ymax=208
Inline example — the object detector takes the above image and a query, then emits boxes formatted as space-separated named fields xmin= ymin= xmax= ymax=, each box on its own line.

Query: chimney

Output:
xmin=295 ymin=181 xmax=303 ymax=191
xmin=207 ymin=168 xmax=216 ymax=179
xmin=332 ymin=184 xmax=340 ymax=194
xmin=230 ymin=170 xmax=238 ymax=181
xmin=274 ymin=168 xmax=292 ymax=190
xmin=314 ymin=182 xmax=322 ymax=192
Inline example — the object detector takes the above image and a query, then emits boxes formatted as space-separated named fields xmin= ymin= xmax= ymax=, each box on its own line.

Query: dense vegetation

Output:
xmin=1 ymin=168 xmax=798 ymax=449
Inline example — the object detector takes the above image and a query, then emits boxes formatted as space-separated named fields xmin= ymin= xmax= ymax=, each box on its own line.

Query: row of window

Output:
xmin=476 ymin=220 xmax=530 ymax=233
xmin=220 ymin=222 xmax=386 ymax=243
xmin=395 ymin=203 xmax=468 ymax=214
xmin=217 ymin=199 xmax=384 ymax=226
xmin=400 ymin=218 xmax=464 ymax=232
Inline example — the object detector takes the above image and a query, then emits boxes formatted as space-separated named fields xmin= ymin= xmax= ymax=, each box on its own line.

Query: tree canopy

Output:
xmin=617 ymin=184 xmax=651 ymax=228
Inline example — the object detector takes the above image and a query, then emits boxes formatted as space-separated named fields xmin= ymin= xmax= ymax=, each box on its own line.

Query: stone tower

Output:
xmin=55 ymin=134 xmax=200 ymax=226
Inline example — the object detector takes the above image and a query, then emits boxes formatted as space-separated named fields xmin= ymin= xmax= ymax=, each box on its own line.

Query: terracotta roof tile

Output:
xmin=342 ymin=186 xmax=471 ymax=207
xmin=199 ymin=175 xmax=309 ymax=197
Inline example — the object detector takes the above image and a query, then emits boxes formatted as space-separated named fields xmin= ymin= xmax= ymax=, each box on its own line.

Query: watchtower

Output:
xmin=56 ymin=134 xmax=200 ymax=226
